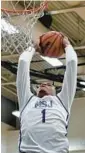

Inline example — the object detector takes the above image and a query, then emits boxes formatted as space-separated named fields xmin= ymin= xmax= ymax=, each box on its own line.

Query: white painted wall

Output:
xmin=1 ymin=128 xmax=7 ymax=153
xmin=68 ymin=98 xmax=85 ymax=139
xmin=6 ymin=131 xmax=19 ymax=153
xmin=1 ymin=122 xmax=15 ymax=153
xmin=1 ymin=124 xmax=19 ymax=153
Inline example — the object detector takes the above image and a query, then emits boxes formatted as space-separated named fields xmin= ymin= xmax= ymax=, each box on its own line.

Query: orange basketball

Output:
xmin=39 ymin=31 xmax=64 ymax=58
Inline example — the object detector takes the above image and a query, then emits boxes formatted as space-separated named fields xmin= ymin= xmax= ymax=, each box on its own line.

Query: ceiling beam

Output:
xmin=1 ymin=52 xmax=39 ymax=61
xmin=1 ymin=71 xmax=85 ymax=87
xmin=1 ymin=76 xmax=8 ymax=81
xmin=2 ymin=86 xmax=17 ymax=97
xmin=74 ymin=46 xmax=85 ymax=50
xmin=1 ymin=82 xmax=16 ymax=86
xmin=1 ymin=54 xmax=19 ymax=61
xmin=1 ymin=45 xmax=85 ymax=61
xmin=49 ymin=6 xmax=85 ymax=15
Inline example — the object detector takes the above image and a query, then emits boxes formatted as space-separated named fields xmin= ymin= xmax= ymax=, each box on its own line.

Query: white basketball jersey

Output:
xmin=19 ymin=95 xmax=69 ymax=153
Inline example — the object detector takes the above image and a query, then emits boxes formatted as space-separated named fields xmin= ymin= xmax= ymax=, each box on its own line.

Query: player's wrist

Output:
xmin=62 ymin=37 xmax=71 ymax=53
xmin=33 ymin=40 xmax=42 ymax=53
xmin=64 ymin=42 xmax=71 ymax=48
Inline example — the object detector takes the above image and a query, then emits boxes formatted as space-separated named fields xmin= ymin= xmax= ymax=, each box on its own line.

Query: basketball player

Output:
xmin=16 ymin=35 xmax=77 ymax=153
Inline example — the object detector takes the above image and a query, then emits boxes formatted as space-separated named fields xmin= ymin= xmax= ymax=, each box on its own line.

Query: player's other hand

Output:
xmin=33 ymin=40 xmax=41 ymax=54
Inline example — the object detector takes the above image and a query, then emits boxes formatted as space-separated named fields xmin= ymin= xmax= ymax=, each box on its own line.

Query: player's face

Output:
xmin=37 ymin=82 xmax=56 ymax=98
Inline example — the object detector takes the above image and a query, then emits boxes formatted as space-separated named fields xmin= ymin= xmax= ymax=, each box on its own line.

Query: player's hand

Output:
xmin=63 ymin=36 xmax=71 ymax=48
xmin=60 ymin=32 xmax=71 ymax=48
xmin=33 ymin=40 xmax=41 ymax=54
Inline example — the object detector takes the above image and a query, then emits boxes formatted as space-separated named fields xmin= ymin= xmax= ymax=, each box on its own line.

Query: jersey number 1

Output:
xmin=41 ymin=109 xmax=46 ymax=123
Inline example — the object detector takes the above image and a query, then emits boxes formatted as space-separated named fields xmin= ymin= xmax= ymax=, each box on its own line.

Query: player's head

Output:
xmin=37 ymin=82 xmax=56 ymax=98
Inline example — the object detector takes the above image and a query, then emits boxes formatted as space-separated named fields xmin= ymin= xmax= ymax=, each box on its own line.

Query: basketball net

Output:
xmin=1 ymin=1 xmax=47 ymax=55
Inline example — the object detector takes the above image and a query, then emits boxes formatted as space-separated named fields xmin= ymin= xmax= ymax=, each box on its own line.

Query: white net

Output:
xmin=1 ymin=1 xmax=47 ymax=55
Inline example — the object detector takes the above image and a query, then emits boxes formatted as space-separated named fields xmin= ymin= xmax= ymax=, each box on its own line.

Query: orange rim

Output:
xmin=1 ymin=1 xmax=48 ymax=14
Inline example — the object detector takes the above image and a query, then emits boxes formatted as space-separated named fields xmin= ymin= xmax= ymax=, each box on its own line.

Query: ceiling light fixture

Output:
xmin=12 ymin=110 xmax=20 ymax=118
xmin=80 ymin=81 xmax=85 ymax=86
xmin=1 ymin=18 xmax=19 ymax=34
xmin=82 ymin=88 xmax=85 ymax=91
xmin=41 ymin=56 xmax=63 ymax=67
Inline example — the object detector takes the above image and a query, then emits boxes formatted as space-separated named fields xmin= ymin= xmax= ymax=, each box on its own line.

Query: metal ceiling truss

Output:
xmin=1 ymin=61 xmax=85 ymax=90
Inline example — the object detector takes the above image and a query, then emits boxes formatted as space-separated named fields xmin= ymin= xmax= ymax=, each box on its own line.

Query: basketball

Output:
xmin=39 ymin=31 xmax=65 ymax=58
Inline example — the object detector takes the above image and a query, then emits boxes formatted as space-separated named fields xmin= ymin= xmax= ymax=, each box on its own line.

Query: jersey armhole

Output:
xmin=20 ymin=95 xmax=34 ymax=117
xmin=56 ymin=95 xmax=69 ymax=119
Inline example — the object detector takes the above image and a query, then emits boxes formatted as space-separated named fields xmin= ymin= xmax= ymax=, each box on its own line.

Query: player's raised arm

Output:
xmin=16 ymin=46 xmax=35 ymax=111
xmin=58 ymin=37 xmax=78 ymax=113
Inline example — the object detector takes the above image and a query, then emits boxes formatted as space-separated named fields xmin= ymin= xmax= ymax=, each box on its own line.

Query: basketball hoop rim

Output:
xmin=1 ymin=1 xmax=48 ymax=14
